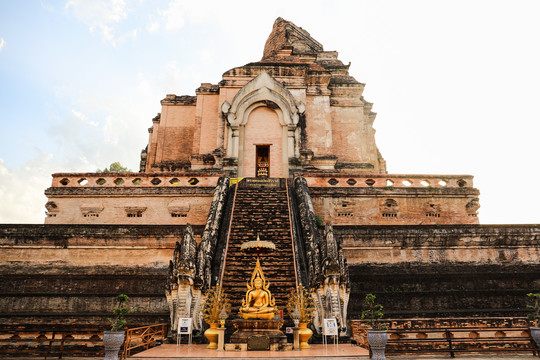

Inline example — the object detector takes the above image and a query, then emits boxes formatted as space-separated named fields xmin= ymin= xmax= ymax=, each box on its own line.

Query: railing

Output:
xmin=121 ymin=323 xmax=168 ymax=359
xmin=50 ymin=173 xmax=220 ymax=188
xmin=0 ymin=327 xmax=104 ymax=359
xmin=350 ymin=318 xmax=539 ymax=356
xmin=384 ymin=327 xmax=539 ymax=357
xmin=301 ymin=173 xmax=475 ymax=188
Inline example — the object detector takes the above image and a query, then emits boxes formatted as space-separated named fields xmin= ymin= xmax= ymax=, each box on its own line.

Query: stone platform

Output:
xmin=127 ymin=344 xmax=540 ymax=359
xmin=128 ymin=344 xmax=368 ymax=359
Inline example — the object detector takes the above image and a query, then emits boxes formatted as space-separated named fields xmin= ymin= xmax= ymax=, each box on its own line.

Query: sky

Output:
xmin=0 ymin=0 xmax=539 ymax=224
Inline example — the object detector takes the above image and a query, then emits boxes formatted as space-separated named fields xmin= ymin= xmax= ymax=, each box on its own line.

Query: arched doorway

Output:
xmin=243 ymin=106 xmax=282 ymax=178
xmin=222 ymin=72 xmax=304 ymax=178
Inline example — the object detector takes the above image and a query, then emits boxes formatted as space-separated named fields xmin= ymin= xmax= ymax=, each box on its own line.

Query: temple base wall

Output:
xmin=0 ymin=224 xmax=538 ymax=329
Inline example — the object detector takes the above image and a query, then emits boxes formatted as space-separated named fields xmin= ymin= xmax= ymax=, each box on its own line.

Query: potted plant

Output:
xmin=527 ymin=292 xmax=540 ymax=347
xmin=201 ymin=286 xmax=230 ymax=349
xmin=104 ymin=294 xmax=130 ymax=360
xmin=361 ymin=293 xmax=387 ymax=360
xmin=286 ymin=285 xmax=316 ymax=349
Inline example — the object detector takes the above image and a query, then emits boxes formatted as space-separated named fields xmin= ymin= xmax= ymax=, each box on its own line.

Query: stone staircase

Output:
xmin=220 ymin=179 xmax=297 ymax=316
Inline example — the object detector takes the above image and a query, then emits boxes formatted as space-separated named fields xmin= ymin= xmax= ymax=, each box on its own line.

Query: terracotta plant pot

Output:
xmin=367 ymin=330 xmax=387 ymax=360
xmin=531 ymin=327 xmax=540 ymax=348
xmin=103 ymin=331 xmax=125 ymax=360
xmin=298 ymin=322 xmax=313 ymax=349
xmin=204 ymin=322 xmax=219 ymax=349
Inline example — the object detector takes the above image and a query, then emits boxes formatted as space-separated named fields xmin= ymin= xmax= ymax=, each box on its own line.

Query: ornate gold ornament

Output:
xmin=238 ymin=235 xmax=278 ymax=319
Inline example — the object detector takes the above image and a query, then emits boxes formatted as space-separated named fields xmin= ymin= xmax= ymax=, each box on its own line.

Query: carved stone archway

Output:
xmin=221 ymin=72 xmax=305 ymax=177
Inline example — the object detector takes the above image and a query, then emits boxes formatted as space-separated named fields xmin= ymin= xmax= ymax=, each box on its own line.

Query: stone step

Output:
xmin=220 ymin=183 xmax=297 ymax=314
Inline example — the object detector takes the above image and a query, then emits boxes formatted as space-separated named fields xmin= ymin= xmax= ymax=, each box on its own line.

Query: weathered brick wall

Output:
xmin=347 ymin=262 xmax=540 ymax=319
xmin=44 ymin=173 xmax=219 ymax=225
xmin=305 ymin=174 xmax=480 ymax=225
xmin=0 ymin=266 xmax=168 ymax=329
xmin=0 ymin=225 xmax=203 ymax=329
xmin=335 ymin=224 xmax=540 ymax=265
xmin=0 ymin=224 xmax=538 ymax=330
xmin=334 ymin=224 xmax=540 ymax=319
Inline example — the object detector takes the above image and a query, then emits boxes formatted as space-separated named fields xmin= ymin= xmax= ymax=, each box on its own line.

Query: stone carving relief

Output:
xmin=335 ymin=199 xmax=354 ymax=218
xmin=45 ymin=201 xmax=59 ymax=218
xmin=466 ymin=198 xmax=480 ymax=217
xmin=294 ymin=176 xmax=350 ymax=336
xmin=165 ymin=225 xmax=197 ymax=334
xmin=80 ymin=205 xmax=104 ymax=218
xmin=165 ymin=176 xmax=230 ymax=334
xmin=168 ymin=200 xmax=190 ymax=218
xmin=124 ymin=206 xmax=146 ymax=218
xmin=380 ymin=199 xmax=399 ymax=218
xmin=424 ymin=202 xmax=441 ymax=217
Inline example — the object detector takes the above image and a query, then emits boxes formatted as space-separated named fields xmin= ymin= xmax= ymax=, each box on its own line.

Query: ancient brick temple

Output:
xmin=45 ymin=17 xmax=479 ymax=227
xmin=0 ymin=17 xmax=538 ymax=356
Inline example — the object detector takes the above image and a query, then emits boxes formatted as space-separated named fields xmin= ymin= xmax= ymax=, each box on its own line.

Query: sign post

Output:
xmin=322 ymin=318 xmax=338 ymax=350
xmin=177 ymin=318 xmax=192 ymax=347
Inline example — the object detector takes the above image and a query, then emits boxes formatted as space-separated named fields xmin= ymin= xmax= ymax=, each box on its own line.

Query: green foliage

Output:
xmin=361 ymin=293 xmax=387 ymax=331
xmin=201 ymin=286 xmax=231 ymax=324
xmin=527 ymin=293 xmax=540 ymax=326
xmin=315 ymin=214 xmax=324 ymax=227
xmin=286 ymin=285 xmax=316 ymax=323
xmin=97 ymin=162 xmax=131 ymax=173
xmin=109 ymin=294 xmax=130 ymax=331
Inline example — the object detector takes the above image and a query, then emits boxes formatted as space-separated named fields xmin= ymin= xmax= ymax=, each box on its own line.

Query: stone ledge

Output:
xmin=308 ymin=187 xmax=480 ymax=196
xmin=0 ymin=224 xmax=205 ymax=238
xmin=45 ymin=186 xmax=216 ymax=196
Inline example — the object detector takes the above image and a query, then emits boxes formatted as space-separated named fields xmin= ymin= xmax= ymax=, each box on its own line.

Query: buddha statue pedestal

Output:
xmin=230 ymin=319 xmax=290 ymax=351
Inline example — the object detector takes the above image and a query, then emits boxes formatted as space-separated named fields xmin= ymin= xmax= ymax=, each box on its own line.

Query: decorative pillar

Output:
xmin=293 ymin=326 xmax=300 ymax=350
xmin=282 ymin=125 xmax=289 ymax=178
xmin=236 ymin=126 xmax=244 ymax=177
xmin=217 ymin=327 xmax=225 ymax=351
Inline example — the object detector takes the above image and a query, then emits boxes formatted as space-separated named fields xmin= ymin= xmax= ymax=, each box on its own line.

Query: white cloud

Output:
xmin=0 ymin=156 xmax=51 ymax=223
xmin=0 ymin=38 xmax=5 ymax=52
xmin=146 ymin=21 xmax=160 ymax=33
xmin=158 ymin=0 xmax=186 ymax=31
xmin=103 ymin=115 xmax=119 ymax=145
xmin=71 ymin=109 xmax=99 ymax=127
xmin=155 ymin=0 xmax=242 ymax=31
xmin=65 ymin=0 xmax=129 ymax=46
xmin=65 ymin=0 xmax=127 ymax=24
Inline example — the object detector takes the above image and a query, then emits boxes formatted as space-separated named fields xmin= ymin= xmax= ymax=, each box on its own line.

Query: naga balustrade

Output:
xmin=121 ymin=323 xmax=168 ymax=359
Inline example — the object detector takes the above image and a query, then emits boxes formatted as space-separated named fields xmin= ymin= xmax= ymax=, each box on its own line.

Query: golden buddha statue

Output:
xmin=239 ymin=257 xmax=277 ymax=319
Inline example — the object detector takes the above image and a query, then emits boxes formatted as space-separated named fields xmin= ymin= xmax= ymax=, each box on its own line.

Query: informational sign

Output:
xmin=323 ymin=318 xmax=338 ymax=336
xmin=178 ymin=318 xmax=192 ymax=334
xmin=245 ymin=178 xmax=280 ymax=188
xmin=177 ymin=317 xmax=193 ymax=347
xmin=285 ymin=327 xmax=294 ymax=334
